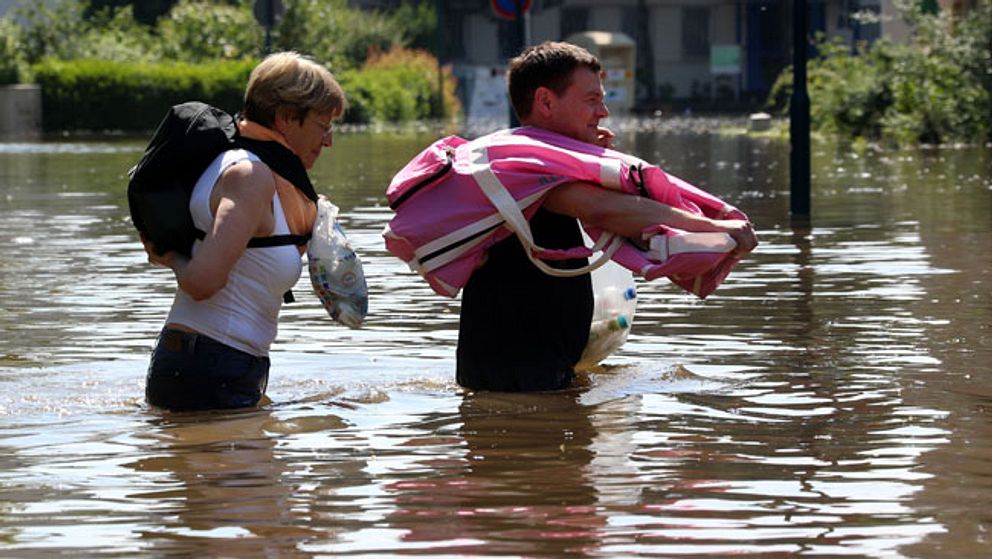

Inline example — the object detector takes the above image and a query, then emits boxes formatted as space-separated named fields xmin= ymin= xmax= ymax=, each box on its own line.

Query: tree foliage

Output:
xmin=13 ymin=0 xmax=438 ymax=70
xmin=769 ymin=0 xmax=992 ymax=144
xmin=0 ymin=16 xmax=24 ymax=84
xmin=157 ymin=0 xmax=261 ymax=62
xmin=10 ymin=0 xmax=456 ymax=127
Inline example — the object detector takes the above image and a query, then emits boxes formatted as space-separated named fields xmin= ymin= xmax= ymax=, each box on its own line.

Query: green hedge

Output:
xmin=32 ymin=50 xmax=460 ymax=132
xmin=33 ymin=50 xmax=460 ymax=132
xmin=33 ymin=58 xmax=254 ymax=132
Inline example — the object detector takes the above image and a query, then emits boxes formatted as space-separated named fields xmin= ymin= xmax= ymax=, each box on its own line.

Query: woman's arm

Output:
xmin=143 ymin=160 xmax=276 ymax=300
xmin=543 ymin=181 xmax=758 ymax=256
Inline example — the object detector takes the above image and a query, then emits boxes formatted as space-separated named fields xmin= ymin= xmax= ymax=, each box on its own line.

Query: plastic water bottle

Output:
xmin=577 ymin=262 xmax=638 ymax=369
xmin=607 ymin=314 xmax=630 ymax=331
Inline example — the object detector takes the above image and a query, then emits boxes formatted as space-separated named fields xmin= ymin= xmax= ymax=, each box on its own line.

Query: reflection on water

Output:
xmin=0 ymin=128 xmax=989 ymax=557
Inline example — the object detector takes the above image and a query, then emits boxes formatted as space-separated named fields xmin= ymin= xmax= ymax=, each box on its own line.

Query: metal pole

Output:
xmin=790 ymin=0 xmax=811 ymax=217
xmin=436 ymin=0 xmax=445 ymax=119
xmin=509 ymin=0 xmax=526 ymax=127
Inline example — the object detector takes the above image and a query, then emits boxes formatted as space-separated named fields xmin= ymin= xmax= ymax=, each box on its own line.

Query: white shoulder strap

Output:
xmin=468 ymin=140 xmax=622 ymax=278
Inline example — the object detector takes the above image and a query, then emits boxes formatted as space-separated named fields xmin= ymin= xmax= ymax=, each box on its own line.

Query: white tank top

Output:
xmin=167 ymin=150 xmax=304 ymax=356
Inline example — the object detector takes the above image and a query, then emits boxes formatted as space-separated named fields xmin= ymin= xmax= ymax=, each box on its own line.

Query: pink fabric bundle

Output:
xmin=383 ymin=127 xmax=747 ymax=298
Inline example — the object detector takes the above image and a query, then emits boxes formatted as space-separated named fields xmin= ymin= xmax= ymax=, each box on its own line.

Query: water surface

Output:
xmin=0 ymin=123 xmax=989 ymax=557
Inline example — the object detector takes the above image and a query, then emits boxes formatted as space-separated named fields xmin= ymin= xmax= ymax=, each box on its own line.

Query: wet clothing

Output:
xmin=166 ymin=149 xmax=302 ymax=356
xmin=146 ymin=327 xmax=269 ymax=411
xmin=146 ymin=119 xmax=316 ymax=411
xmin=456 ymin=208 xmax=593 ymax=392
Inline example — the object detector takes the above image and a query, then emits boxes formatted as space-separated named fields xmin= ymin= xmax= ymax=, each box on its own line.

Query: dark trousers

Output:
xmin=145 ymin=327 xmax=270 ymax=411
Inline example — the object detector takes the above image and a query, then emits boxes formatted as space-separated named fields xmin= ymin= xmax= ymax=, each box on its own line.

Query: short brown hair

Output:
xmin=507 ymin=41 xmax=601 ymax=120
xmin=243 ymin=51 xmax=347 ymax=127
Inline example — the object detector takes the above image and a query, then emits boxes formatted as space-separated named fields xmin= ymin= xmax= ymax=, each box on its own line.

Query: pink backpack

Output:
xmin=383 ymin=127 xmax=747 ymax=298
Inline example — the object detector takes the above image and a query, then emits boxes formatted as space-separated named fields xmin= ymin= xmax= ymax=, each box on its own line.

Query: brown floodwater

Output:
xmin=0 ymin=120 xmax=989 ymax=558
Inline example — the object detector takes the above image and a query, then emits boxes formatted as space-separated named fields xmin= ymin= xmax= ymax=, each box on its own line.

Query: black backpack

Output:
xmin=127 ymin=101 xmax=318 ymax=257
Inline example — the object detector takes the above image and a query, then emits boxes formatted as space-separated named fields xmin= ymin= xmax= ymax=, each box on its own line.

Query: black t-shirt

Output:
xmin=456 ymin=208 xmax=593 ymax=391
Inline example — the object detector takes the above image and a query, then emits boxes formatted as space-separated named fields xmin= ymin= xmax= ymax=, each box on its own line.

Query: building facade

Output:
xmin=430 ymin=1 xmax=911 ymax=112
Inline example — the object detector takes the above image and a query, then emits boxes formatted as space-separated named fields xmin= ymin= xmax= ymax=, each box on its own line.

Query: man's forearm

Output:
xmin=544 ymin=182 xmax=718 ymax=237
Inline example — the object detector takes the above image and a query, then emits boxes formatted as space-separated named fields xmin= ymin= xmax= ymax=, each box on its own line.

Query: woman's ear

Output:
xmin=271 ymin=107 xmax=298 ymax=135
xmin=271 ymin=109 xmax=288 ymax=134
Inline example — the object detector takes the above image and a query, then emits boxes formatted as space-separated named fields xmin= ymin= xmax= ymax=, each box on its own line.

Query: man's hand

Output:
xmin=595 ymin=126 xmax=615 ymax=149
xmin=546 ymin=182 xmax=760 ymax=253
xmin=715 ymin=220 xmax=759 ymax=257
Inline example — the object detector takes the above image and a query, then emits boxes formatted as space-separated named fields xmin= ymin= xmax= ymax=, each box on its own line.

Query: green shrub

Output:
xmin=33 ymin=58 xmax=255 ymax=132
xmin=15 ymin=0 xmax=156 ymax=64
xmin=15 ymin=0 xmax=89 ymax=64
xmin=768 ymin=1 xmax=991 ymax=144
xmin=339 ymin=48 xmax=461 ymax=124
xmin=813 ymin=39 xmax=895 ymax=139
xmin=18 ymin=0 xmax=462 ymax=130
xmin=157 ymin=0 xmax=263 ymax=62
xmin=0 ymin=17 xmax=23 ymax=84
xmin=391 ymin=1 xmax=438 ymax=52
xmin=274 ymin=0 xmax=405 ymax=72
xmin=884 ymin=1 xmax=991 ymax=143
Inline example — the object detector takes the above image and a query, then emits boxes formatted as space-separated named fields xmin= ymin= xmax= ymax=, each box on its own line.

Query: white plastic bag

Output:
xmin=576 ymin=259 xmax=637 ymax=369
xmin=307 ymin=198 xmax=368 ymax=328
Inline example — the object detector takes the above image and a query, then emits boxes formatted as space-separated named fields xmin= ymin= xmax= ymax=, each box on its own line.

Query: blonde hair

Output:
xmin=243 ymin=51 xmax=346 ymax=126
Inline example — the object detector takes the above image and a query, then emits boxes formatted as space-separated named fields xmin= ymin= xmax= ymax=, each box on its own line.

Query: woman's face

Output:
xmin=280 ymin=109 xmax=334 ymax=169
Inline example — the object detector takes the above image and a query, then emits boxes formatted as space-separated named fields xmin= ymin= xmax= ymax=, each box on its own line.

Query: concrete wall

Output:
xmin=0 ymin=84 xmax=42 ymax=141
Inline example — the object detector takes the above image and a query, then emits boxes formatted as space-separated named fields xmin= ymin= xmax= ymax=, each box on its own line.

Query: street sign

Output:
xmin=491 ymin=0 xmax=532 ymax=20
xmin=710 ymin=45 xmax=741 ymax=75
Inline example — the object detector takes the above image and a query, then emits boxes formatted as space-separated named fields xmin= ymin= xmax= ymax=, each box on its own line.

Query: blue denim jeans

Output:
xmin=145 ymin=327 xmax=270 ymax=411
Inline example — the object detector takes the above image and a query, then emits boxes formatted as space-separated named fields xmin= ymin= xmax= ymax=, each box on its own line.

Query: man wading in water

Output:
xmin=455 ymin=41 xmax=758 ymax=392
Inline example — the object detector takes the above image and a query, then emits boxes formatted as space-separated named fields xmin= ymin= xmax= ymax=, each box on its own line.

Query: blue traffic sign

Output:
xmin=491 ymin=0 xmax=532 ymax=20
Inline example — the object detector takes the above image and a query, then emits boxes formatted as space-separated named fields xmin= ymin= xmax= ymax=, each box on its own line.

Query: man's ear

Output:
xmin=531 ymin=86 xmax=556 ymax=119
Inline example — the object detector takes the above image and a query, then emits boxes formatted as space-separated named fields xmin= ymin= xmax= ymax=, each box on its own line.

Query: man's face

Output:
xmin=544 ymin=66 xmax=609 ymax=144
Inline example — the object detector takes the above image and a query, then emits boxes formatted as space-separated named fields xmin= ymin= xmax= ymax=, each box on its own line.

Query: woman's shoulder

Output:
xmin=216 ymin=156 xmax=277 ymax=203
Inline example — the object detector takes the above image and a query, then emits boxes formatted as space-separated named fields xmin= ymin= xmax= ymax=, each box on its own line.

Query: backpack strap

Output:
xmin=192 ymin=227 xmax=310 ymax=305
xmin=195 ymin=135 xmax=317 ymax=249
xmin=235 ymin=136 xmax=318 ymax=202
xmin=467 ymin=139 xmax=622 ymax=278
xmin=193 ymin=228 xmax=311 ymax=247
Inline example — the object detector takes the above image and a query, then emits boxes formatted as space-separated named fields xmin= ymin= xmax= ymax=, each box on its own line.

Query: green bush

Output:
xmin=157 ymin=0 xmax=263 ymax=62
xmin=34 ymin=58 xmax=254 ymax=132
xmin=274 ymin=0 xmax=405 ymax=72
xmin=0 ymin=17 xmax=23 ymax=84
xmin=768 ymin=1 xmax=992 ymax=144
xmin=391 ymin=1 xmax=438 ymax=52
xmin=32 ymin=49 xmax=459 ymax=131
xmin=339 ymin=48 xmax=461 ymax=124
xmin=768 ymin=38 xmax=895 ymax=139
xmin=16 ymin=0 xmax=159 ymax=65
xmin=14 ymin=0 xmax=460 ymax=129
